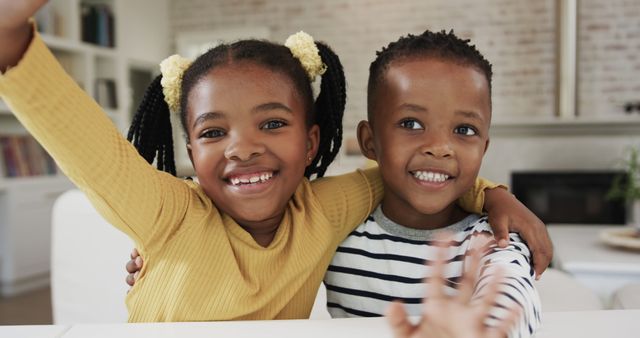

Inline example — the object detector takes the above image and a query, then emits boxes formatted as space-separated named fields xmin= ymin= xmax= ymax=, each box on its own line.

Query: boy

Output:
xmin=324 ymin=30 xmax=541 ymax=338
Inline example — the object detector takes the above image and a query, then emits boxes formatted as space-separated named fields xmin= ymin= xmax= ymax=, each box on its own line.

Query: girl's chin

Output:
xmin=230 ymin=207 xmax=283 ymax=224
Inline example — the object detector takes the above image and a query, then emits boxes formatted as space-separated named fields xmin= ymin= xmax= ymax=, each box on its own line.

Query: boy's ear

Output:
xmin=306 ymin=124 xmax=320 ymax=166
xmin=483 ymin=138 xmax=490 ymax=155
xmin=186 ymin=143 xmax=195 ymax=166
xmin=357 ymin=120 xmax=377 ymax=160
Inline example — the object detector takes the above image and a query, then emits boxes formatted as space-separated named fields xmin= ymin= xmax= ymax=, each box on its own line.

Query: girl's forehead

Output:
xmin=207 ymin=61 xmax=285 ymax=81
xmin=195 ymin=61 xmax=307 ymax=98
xmin=192 ymin=61 xmax=308 ymax=103
xmin=185 ymin=63 xmax=307 ymax=122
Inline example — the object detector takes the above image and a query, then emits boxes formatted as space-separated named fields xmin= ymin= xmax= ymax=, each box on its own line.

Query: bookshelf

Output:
xmin=0 ymin=0 xmax=170 ymax=296
xmin=0 ymin=0 xmax=170 ymax=180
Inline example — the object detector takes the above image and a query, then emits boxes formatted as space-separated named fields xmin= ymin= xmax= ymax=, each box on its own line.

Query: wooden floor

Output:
xmin=0 ymin=287 xmax=52 ymax=325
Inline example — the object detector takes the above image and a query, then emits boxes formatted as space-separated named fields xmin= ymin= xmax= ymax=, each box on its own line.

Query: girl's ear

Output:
xmin=306 ymin=124 xmax=320 ymax=166
xmin=357 ymin=120 xmax=377 ymax=160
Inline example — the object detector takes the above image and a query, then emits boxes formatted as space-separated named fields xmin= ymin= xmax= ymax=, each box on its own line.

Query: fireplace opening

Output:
xmin=511 ymin=171 xmax=626 ymax=225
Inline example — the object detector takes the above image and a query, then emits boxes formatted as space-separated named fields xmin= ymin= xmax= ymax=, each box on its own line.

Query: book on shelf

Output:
xmin=81 ymin=3 xmax=116 ymax=48
xmin=0 ymin=135 xmax=58 ymax=178
xmin=95 ymin=78 xmax=118 ymax=109
xmin=35 ymin=2 xmax=64 ymax=37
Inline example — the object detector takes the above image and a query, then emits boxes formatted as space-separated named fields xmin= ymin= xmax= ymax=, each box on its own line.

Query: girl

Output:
xmin=0 ymin=0 xmax=549 ymax=322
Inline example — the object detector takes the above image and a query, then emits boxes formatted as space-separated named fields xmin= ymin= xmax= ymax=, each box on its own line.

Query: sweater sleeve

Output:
xmin=311 ymin=167 xmax=384 ymax=239
xmin=458 ymin=177 xmax=507 ymax=214
xmin=312 ymin=166 xmax=504 ymax=239
xmin=0 ymin=29 xmax=192 ymax=252
xmin=471 ymin=229 xmax=542 ymax=338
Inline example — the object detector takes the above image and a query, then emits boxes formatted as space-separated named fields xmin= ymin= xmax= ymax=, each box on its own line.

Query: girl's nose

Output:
xmin=224 ymin=134 xmax=266 ymax=162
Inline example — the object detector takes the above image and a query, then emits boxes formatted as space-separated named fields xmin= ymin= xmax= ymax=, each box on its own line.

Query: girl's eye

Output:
xmin=399 ymin=119 xmax=423 ymax=130
xmin=454 ymin=125 xmax=478 ymax=136
xmin=262 ymin=120 xmax=287 ymax=130
xmin=200 ymin=129 xmax=226 ymax=138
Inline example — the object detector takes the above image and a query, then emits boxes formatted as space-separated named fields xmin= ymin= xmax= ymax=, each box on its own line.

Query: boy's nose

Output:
xmin=421 ymin=134 xmax=453 ymax=159
xmin=224 ymin=135 xmax=266 ymax=162
xmin=424 ymin=146 xmax=453 ymax=158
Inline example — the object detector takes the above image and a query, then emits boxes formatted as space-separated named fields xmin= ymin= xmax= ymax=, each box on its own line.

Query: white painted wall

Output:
xmin=482 ymin=134 xmax=640 ymax=185
xmin=117 ymin=0 xmax=171 ymax=63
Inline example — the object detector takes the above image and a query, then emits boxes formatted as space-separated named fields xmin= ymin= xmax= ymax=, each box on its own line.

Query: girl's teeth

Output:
xmin=230 ymin=172 xmax=274 ymax=185
xmin=413 ymin=171 xmax=449 ymax=183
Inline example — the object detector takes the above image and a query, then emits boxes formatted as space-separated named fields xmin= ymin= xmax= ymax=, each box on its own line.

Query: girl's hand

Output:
xmin=0 ymin=0 xmax=48 ymax=72
xmin=125 ymin=248 xmax=143 ymax=288
xmin=0 ymin=0 xmax=47 ymax=31
xmin=385 ymin=243 xmax=518 ymax=338
xmin=484 ymin=187 xmax=552 ymax=279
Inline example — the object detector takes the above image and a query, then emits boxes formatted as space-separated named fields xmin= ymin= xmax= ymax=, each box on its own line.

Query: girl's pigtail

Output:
xmin=127 ymin=75 xmax=177 ymax=176
xmin=306 ymin=42 xmax=346 ymax=179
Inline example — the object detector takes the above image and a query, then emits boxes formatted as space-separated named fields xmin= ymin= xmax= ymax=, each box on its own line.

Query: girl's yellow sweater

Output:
xmin=0 ymin=30 xmax=495 ymax=322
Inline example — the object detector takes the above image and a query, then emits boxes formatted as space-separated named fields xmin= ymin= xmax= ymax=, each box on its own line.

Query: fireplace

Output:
xmin=511 ymin=171 xmax=626 ymax=225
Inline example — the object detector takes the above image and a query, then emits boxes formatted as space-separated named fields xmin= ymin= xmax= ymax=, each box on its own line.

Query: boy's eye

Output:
xmin=262 ymin=120 xmax=287 ymax=130
xmin=399 ymin=119 xmax=424 ymax=130
xmin=454 ymin=125 xmax=477 ymax=136
xmin=200 ymin=129 xmax=226 ymax=138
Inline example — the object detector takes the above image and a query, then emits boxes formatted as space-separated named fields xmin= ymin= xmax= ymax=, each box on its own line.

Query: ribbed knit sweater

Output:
xmin=0 ymin=30 xmax=493 ymax=322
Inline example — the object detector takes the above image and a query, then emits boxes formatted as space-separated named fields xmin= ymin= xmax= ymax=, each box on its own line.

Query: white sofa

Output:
xmin=50 ymin=189 xmax=603 ymax=324
xmin=611 ymin=283 xmax=640 ymax=309
xmin=51 ymin=190 xmax=132 ymax=324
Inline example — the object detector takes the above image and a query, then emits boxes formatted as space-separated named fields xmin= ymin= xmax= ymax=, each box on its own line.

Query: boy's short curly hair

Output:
xmin=367 ymin=30 xmax=493 ymax=120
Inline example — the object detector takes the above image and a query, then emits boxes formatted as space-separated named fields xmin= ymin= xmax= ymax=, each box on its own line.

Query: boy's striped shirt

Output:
xmin=324 ymin=206 xmax=541 ymax=338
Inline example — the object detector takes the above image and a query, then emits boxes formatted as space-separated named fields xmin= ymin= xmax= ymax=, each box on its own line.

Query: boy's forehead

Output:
xmin=370 ymin=58 xmax=491 ymax=121
xmin=385 ymin=57 xmax=485 ymax=82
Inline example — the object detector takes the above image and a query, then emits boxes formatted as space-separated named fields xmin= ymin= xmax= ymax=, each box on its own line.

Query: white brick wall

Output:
xmin=169 ymin=0 xmax=556 ymax=134
xmin=578 ymin=0 xmax=640 ymax=117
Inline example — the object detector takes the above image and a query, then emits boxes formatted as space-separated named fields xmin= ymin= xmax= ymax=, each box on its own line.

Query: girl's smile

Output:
xmin=224 ymin=169 xmax=277 ymax=194
xmin=226 ymin=170 xmax=275 ymax=186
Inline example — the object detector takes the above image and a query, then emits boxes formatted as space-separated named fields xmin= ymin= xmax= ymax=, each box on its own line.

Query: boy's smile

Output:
xmin=185 ymin=62 xmax=319 ymax=245
xmin=359 ymin=57 xmax=491 ymax=230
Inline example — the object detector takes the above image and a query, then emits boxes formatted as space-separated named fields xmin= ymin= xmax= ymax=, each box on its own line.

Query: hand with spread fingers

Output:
xmin=386 ymin=237 xmax=520 ymax=338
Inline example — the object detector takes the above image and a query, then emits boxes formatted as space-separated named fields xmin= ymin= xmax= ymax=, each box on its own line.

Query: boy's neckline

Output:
xmin=372 ymin=205 xmax=482 ymax=241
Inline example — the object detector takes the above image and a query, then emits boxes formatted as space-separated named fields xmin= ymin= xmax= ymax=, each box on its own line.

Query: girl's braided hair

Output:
xmin=128 ymin=38 xmax=346 ymax=179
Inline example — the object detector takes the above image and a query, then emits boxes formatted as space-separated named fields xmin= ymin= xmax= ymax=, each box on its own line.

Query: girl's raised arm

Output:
xmin=0 ymin=2 xmax=192 ymax=251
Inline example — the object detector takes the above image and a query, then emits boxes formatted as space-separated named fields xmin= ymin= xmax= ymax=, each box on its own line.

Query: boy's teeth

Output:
xmin=413 ymin=171 xmax=449 ymax=183
xmin=230 ymin=172 xmax=274 ymax=186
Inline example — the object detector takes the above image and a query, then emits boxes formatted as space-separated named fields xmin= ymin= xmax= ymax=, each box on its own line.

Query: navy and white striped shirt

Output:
xmin=324 ymin=206 xmax=541 ymax=338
